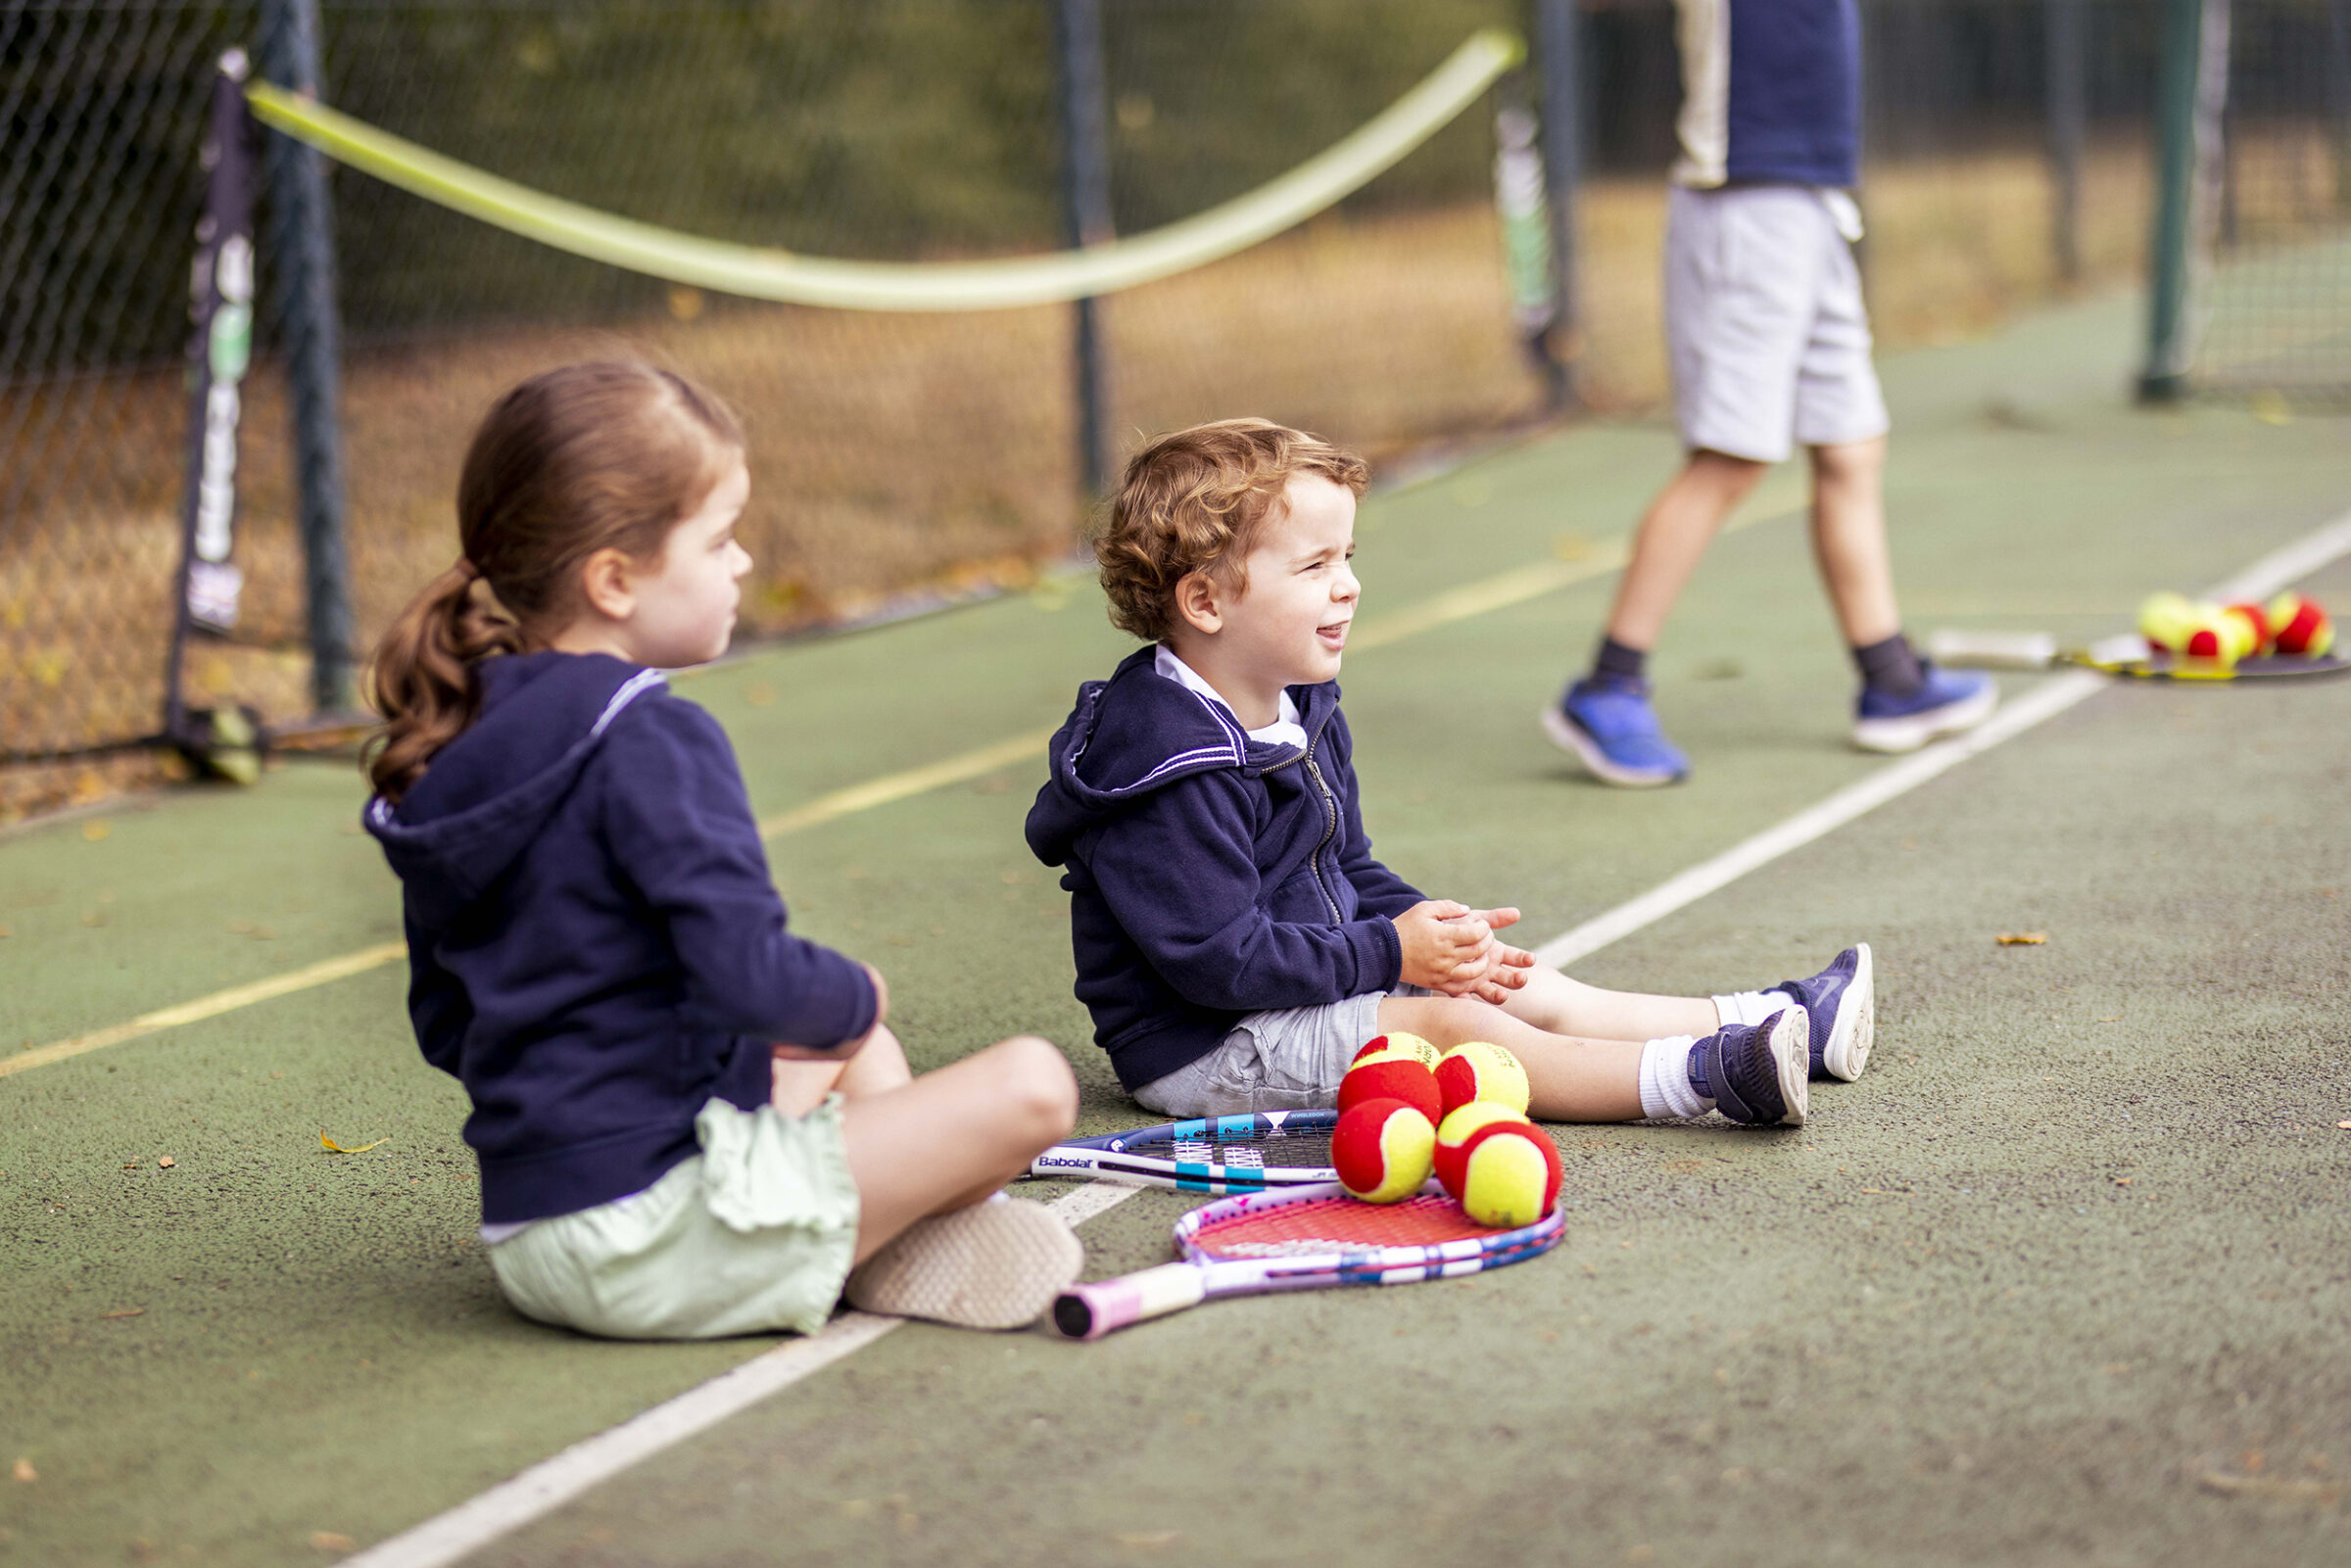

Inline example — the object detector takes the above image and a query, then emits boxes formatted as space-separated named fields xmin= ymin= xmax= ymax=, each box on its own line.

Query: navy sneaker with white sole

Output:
xmin=1772 ymin=942 xmax=1874 ymax=1082
xmin=1850 ymin=663 xmax=1997 ymax=754
xmin=1541 ymin=675 xmax=1689 ymax=787
xmin=1692 ymin=1006 xmax=1809 ymax=1126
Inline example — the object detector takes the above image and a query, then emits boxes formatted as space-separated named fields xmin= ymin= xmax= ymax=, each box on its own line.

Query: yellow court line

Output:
xmin=9 ymin=495 xmax=1804 ymax=1079
xmin=754 ymin=727 xmax=1060 ymax=839
xmin=1 ymin=942 xmax=408 ymax=1081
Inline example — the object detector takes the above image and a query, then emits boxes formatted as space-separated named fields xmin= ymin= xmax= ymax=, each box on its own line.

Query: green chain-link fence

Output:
xmin=4 ymin=0 xmax=2250 ymax=821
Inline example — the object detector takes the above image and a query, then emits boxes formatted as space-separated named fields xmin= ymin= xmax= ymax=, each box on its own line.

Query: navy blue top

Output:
xmin=1024 ymin=646 xmax=1424 ymax=1091
xmin=1726 ymin=0 xmax=1861 ymax=187
xmin=1673 ymin=0 xmax=1862 ymax=189
xmin=366 ymin=651 xmax=877 ymax=1224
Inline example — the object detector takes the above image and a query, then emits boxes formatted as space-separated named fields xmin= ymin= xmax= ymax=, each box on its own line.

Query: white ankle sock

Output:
xmin=1638 ymin=1035 xmax=1710 ymax=1119
xmin=1711 ymin=988 xmax=1790 ymax=1027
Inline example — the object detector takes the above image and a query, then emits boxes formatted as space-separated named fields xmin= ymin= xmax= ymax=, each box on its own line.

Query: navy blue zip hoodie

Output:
xmin=365 ymin=651 xmax=877 ymax=1225
xmin=1024 ymin=645 xmax=1424 ymax=1091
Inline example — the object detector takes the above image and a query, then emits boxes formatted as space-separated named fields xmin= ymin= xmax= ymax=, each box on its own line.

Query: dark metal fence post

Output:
xmin=259 ymin=0 xmax=357 ymax=713
xmin=1534 ymin=0 xmax=1583 ymax=410
xmin=2045 ymin=0 xmax=2087 ymax=284
xmin=1054 ymin=0 xmax=1116 ymax=498
xmin=2327 ymin=0 xmax=2351 ymax=211
xmin=2141 ymin=0 xmax=2222 ymax=402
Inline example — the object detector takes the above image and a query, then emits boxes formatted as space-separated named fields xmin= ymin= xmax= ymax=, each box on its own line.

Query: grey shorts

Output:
xmin=1130 ymin=986 xmax=1434 ymax=1119
xmin=1665 ymin=184 xmax=1891 ymax=464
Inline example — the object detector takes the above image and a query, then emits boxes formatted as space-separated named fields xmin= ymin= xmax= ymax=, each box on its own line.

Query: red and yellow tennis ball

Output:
xmin=2223 ymin=602 xmax=2273 ymax=656
xmin=1447 ymin=1119 xmax=1563 ymax=1228
xmin=1352 ymin=1031 xmax=1440 ymax=1069
xmin=1336 ymin=1054 xmax=1442 ymax=1125
xmin=1331 ymin=1098 xmax=1436 ymax=1204
xmin=2137 ymin=592 xmax=2202 ymax=655
xmin=1434 ymin=1041 xmax=1530 ymax=1118
xmin=2176 ymin=601 xmax=2260 ymax=665
xmin=1433 ymin=1100 xmax=1530 ymax=1196
xmin=2269 ymin=593 xmax=2334 ymax=657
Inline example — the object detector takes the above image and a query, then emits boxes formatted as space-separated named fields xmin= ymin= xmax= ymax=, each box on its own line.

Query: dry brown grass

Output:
xmin=2 ymin=143 xmax=2156 ymax=813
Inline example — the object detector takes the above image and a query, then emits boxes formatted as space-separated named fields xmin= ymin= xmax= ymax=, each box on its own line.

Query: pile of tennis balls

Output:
xmin=2138 ymin=591 xmax=2332 ymax=668
xmin=1328 ymin=1033 xmax=1561 ymax=1228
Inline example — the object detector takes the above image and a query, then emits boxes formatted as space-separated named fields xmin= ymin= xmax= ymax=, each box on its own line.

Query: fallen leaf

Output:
xmin=122 ymin=1163 xmax=138 ymax=1170
xmin=308 ymin=1532 xmax=356 ymax=1551
xmin=12 ymin=1458 xmax=33 ymax=1482
xmin=2196 ymin=1470 xmax=2340 ymax=1503
xmin=2113 ymin=1176 xmax=2133 ymax=1186
xmin=1996 ymin=931 xmax=2048 ymax=946
xmin=2337 ymin=1121 xmax=2351 ymax=1131
xmin=99 ymin=1308 xmax=144 ymax=1320
xmin=157 ymin=1156 xmax=174 ymax=1168
xmin=319 ymin=1133 xmax=390 ymax=1155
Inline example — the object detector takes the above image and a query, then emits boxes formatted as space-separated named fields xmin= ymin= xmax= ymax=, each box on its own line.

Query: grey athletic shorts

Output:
xmin=1665 ymin=183 xmax=1891 ymax=464
xmin=1130 ymin=985 xmax=1436 ymax=1119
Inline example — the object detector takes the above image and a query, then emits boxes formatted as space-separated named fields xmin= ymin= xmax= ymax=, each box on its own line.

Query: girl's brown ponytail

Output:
xmin=363 ymin=361 xmax=744 ymax=803
xmin=364 ymin=559 xmax=524 ymax=800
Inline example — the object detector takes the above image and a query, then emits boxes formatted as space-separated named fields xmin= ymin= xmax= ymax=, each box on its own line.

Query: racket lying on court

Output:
xmin=1051 ymin=1179 xmax=1564 ymax=1341
xmin=1026 ymin=1110 xmax=1339 ymax=1193
xmin=1927 ymin=629 xmax=2348 ymax=682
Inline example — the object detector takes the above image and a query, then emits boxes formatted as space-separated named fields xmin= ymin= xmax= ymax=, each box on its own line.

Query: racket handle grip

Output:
xmin=1051 ymin=1262 xmax=1204 ymax=1341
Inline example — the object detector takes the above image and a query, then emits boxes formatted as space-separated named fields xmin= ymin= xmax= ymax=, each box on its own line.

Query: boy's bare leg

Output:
xmin=1490 ymin=965 xmax=1718 ymax=1041
xmin=770 ymin=1023 xmax=914 ymax=1117
xmin=1603 ymin=450 xmax=1771 ymax=650
xmin=1377 ymin=994 xmax=1644 ymax=1122
xmin=837 ymin=1034 xmax=1079 ymax=1263
xmin=1807 ymin=436 xmax=1900 ymax=647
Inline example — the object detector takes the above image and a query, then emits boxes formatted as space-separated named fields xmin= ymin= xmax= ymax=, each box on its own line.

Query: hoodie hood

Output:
xmin=1025 ymin=644 xmax=1335 ymax=866
xmin=365 ymin=652 xmax=665 ymax=931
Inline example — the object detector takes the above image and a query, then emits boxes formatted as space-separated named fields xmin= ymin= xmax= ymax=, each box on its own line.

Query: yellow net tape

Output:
xmin=244 ymin=28 xmax=1522 ymax=312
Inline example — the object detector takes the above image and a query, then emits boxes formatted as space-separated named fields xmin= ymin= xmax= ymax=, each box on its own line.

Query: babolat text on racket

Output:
xmin=1026 ymin=1110 xmax=1339 ymax=1192
xmin=1927 ymin=629 xmax=2349 ymax=682
xmin=1051 ymin=1179 xmax=1564 ymax=1340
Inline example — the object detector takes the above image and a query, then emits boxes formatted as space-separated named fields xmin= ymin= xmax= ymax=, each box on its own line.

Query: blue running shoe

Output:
xmin=1850 ymin=663 xmax=1996 ymax=754
xmin=1690 ymin=1006 xmax=1809 ymax=1126
xmin=1772 ymin=942 xmax=1874 ymax=1081
xmin=1542 ymin=675 xmax=1689 ymax=787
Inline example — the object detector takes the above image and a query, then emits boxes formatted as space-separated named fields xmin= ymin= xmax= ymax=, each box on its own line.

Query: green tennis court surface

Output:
xmin=7 ymin=289 xmax=2350 ymax=1566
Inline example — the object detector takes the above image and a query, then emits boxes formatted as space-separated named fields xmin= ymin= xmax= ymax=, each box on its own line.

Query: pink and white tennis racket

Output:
xmin=1052 ymin=1179 xmax=1562 ymax=1340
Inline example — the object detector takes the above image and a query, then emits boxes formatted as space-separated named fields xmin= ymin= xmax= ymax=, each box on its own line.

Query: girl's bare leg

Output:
xmin=836 ymin=1034 xmax=1079 ymax=1264
xmin=1490 ymin=966 xmax=1717 ymax=1041
xmin=770 ymin=1024 xmax=914 ymax=1117
xmin=1377 ymin=994 xmax=1644 ymax=1122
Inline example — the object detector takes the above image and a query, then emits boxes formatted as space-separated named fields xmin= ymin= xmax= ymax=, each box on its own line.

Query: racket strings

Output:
xmin=1189 ymin=1193 xmax=1507 ymax=1258
xmin=1125 ymin=1126 xmax=1334 ymax=1171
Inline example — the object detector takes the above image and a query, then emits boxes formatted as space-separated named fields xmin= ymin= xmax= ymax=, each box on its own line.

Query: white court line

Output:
xmin=339 ymin=506 xmax=2351 ymax=1568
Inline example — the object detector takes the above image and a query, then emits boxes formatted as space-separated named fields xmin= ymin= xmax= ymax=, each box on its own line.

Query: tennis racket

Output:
xmin=1026 ymin=1110 xmax=1339 ymax=1192
xmin=1052 ymin=1179 xmax=1564 ymax=1340
xmin=1927 ymin=629 xmax=2348 ymax=682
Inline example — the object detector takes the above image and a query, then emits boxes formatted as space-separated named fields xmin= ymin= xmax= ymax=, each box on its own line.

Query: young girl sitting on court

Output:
xmin=365 ymin=360 xmax=1081 ymax=1339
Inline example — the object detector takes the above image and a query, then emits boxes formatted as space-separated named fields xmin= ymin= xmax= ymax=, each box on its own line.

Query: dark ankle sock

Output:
xmin=1593 ymin=636 xmax=1648 ymax=683
xmin=1852 ymin=633 xmax=1924 ymax=698
xmin=1687 ymin=1039 xmax=1713 ymax=1101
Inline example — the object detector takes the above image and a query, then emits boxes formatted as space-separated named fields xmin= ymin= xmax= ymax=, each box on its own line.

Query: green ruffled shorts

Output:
xmin=486 ymin=1095 xmax=860 ymax=1340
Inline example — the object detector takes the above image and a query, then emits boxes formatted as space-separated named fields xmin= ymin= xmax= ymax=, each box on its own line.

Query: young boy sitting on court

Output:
xmin=1026 ymin=418 xmax=1874 ymax=1128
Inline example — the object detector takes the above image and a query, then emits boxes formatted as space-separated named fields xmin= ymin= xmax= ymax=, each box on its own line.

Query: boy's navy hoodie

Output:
xmin=1025 ymin=645 xmax=1423 ymax=1091
xmin=366 ymin=651 xmax=876 ymax=1225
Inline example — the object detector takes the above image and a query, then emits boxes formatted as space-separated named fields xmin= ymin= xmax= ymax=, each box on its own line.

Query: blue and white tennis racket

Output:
xmin=1052 ymin=1179 xmax=1564 ymax=1340
xmin=1027 ymin=1110 xmax=1339 ymax=1193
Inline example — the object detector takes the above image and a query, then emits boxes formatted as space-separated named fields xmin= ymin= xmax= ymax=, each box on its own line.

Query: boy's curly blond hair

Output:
xmin=1093 ymin=417 xmax=1369 ymax=642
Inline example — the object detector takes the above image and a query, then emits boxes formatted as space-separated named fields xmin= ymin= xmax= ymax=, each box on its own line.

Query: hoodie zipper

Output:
xmin=1260 ymin=705 xmax=1343 ymax=925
